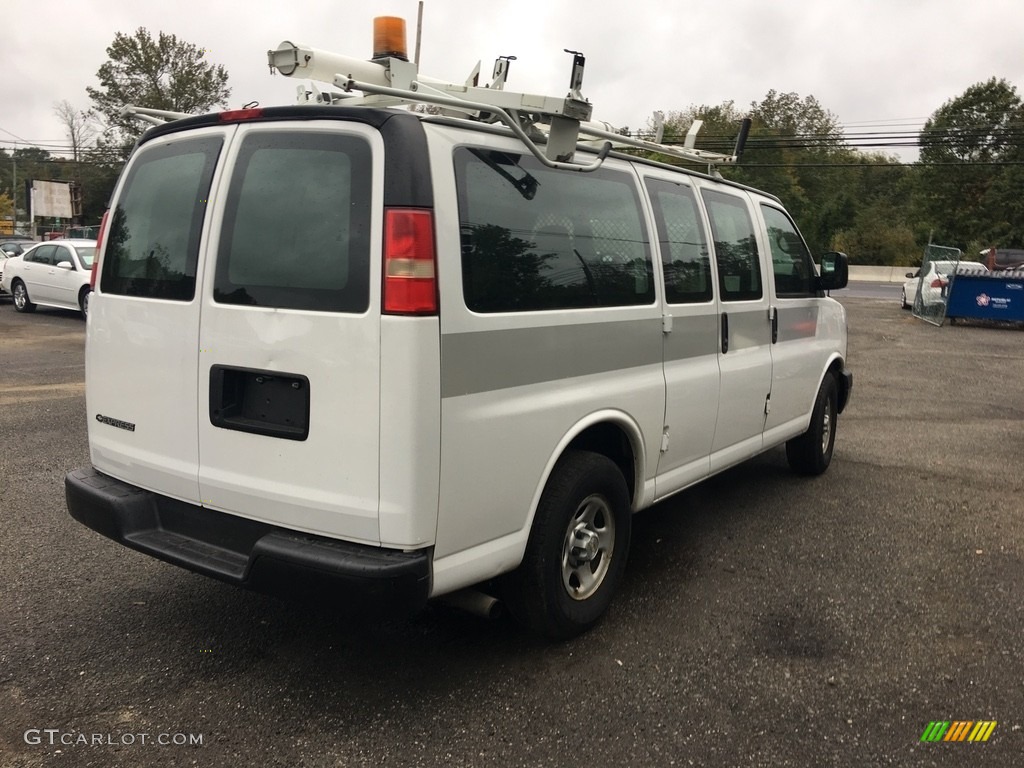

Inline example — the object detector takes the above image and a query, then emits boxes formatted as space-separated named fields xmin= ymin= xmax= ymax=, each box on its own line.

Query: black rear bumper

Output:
xmin=65 ymin=467 xmax=431 ymax=616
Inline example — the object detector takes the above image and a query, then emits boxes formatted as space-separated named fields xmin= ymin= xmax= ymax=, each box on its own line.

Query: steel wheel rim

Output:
xmin=561 ymin=494 xmax=615 ymax=601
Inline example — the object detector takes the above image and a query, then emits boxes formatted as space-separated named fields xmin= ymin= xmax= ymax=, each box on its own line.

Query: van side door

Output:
xmin=699 ymin=185 xmax=774 ymax=472
xmin=642 ymin=175 xmax=720 ymax=496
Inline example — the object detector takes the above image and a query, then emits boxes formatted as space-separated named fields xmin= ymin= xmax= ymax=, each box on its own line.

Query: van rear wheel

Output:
xmin=503 ymin=450 xmax=631 ymax=640
xmin=786 ymin=373 xmax=838 ymax=476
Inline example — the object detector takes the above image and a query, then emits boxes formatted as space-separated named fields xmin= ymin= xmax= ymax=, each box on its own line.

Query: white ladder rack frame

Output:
xmin=121 ymin=45 xmax=748 ymax=173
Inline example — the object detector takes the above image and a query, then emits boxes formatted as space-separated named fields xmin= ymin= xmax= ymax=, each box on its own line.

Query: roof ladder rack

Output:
xmin=266 ymin=17 xmax=750 ymax=173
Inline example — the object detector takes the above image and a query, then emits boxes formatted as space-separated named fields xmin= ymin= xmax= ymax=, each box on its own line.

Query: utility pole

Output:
xmin=12 ymin=151 xmax=17 ymax=233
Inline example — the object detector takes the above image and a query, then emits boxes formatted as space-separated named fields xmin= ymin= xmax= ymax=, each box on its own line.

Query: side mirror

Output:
xmin=818 ymin=251 xmax=849 ymax=291
xmin=56 ymin=261 xmax=75 ymax=270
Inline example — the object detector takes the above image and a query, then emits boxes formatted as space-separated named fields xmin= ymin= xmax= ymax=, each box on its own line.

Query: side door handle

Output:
xmin=721 ymin=312 xmax=729 ymax=354
xmin=770 ymin=307 xmax=778 ymax=344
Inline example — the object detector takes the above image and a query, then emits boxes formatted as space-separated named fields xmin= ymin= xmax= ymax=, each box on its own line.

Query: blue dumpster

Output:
xmin=946 ymin=272 xmax=1024 ymax=322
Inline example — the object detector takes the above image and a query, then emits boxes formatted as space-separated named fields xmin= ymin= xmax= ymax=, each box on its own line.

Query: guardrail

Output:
xmin=847 ymin=266 xmax=914 ymax=284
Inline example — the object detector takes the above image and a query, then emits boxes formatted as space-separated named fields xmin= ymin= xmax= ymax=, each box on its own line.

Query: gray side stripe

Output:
xmin=724 ymin=308 xmax=771 ymax=351
xmin=441 ymin=319 xmax=662 ymax=398
xmin=664 ymin=313 xmax=719 ymax=361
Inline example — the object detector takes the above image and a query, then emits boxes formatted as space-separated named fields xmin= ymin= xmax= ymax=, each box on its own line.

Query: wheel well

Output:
xmin=565 ymin=422 xmax=638 ymax=502
xmin=829 ymin=360 xmax=850 ymax=414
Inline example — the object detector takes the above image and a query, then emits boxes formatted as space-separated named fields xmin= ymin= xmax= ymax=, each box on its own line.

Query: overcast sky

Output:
xmin=3 ymin=0 xmax=1024 ymax=160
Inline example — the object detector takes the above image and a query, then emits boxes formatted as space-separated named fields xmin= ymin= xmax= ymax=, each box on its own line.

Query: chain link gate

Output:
xmin=912 ymin=244 xmax=962 ymax=326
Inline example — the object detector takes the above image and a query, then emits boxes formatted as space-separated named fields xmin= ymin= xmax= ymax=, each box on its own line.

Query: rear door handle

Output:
xmin=721 ymin=312 xmax=729 ymax=354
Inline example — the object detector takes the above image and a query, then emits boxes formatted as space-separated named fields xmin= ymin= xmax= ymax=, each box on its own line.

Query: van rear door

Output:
xmin=89 ymin=130 xmax=225 ymax=503
xmin=195 ymin=123 xmax=383 ymax=545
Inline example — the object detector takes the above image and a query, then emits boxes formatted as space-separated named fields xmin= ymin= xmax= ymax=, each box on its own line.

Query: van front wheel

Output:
xmin=503 ymin=450 xmax=631 ymax=640
xmin=786 ymin=373 xmax=838 ymax=475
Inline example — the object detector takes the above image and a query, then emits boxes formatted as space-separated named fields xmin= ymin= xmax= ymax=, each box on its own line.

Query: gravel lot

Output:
xmin=1 ymin=299 xmax=1021 ymax=767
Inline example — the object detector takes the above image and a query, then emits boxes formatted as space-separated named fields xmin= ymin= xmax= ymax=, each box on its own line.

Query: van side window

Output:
xmin=761 ymin=204 xmax=815 ymax=298
xmin=455 ymin=148 xmax=653 ymax=312
xmin=701 ymin=189 xmax=762 ymax=302
xmin=215 ymin=132 xmax=372 ymax=312
xmin=101 ymin=136 xmax=222 ymax=300
xmin=645 ymin=179 xmax=712 ymax=304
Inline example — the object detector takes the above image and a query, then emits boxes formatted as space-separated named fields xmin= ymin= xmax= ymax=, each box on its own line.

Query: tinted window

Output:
xmin=102 ymin=136 xmax=222 ymax=300
xmin=645 ymin=179 xmax=712 ymax=304
xmin=52 ymin=246 xmax=73 ymax=267
xmin=215 ymin=132 xmax=372 ymax=312
xmin=28 ymin=245 xmax=55 ymax=265
xmin=701 ymin=189 xmax=762 ymax=302
xmin=456 ymin=148 xmax=653 ymax=313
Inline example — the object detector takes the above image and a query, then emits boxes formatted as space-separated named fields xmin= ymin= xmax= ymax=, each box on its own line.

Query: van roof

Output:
xmin=136 ymin=105 xmax=780 ymax=204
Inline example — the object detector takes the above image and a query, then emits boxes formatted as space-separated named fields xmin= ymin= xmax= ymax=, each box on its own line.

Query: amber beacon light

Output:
xmin=373 ymin=16 xmax=408 ymax=60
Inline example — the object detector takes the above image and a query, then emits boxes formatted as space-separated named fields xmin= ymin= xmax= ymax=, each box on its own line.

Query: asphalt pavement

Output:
xmin=1 ymin=298 xmax=1022 ymax=767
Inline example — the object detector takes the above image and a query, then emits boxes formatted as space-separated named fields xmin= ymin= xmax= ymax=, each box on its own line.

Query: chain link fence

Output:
xmin=912 ymin=244 xmax=962 ymax=326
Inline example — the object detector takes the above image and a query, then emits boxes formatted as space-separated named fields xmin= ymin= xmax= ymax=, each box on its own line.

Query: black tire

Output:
xmin=12 ymin=280 xmax=36 ymax=313
xmin=79 ymin=287 xmax=91 ymax=319
xmin=786 ymin=373 xmax=838 ymax=476
xmin=502 ymin=450 xmax=631 ymax=640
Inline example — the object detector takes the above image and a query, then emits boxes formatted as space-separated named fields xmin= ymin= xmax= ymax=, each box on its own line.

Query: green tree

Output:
xmin=0 ymin=192 xmax=13 ymax=232
xmin=87 ymin=28 xmax=231 ymax=157
xmin=917 ymin=77 xmax=1024 ymax=249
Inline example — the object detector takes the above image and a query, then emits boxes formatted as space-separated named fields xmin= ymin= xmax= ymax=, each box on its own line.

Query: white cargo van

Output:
xmin=66 ymin=22 xmax=851 ymax=638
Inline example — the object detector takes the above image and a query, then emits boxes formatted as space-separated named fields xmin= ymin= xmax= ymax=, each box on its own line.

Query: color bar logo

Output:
xmin=920 ymin=721 xmax=997 ymax=743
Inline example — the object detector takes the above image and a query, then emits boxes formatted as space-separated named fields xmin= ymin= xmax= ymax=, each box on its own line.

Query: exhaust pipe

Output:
xmin=438 ymin=589 xmax=503 ymax=620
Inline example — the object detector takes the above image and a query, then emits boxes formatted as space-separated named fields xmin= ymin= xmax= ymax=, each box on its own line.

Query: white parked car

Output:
xmin=2 ymin=239 xmax=97 ymax=318
xmin=901 ymin=260 xmax=988 ymax=310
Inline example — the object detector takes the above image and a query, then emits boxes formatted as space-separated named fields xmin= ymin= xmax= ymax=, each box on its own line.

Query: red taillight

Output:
xmin=383 ymin=208 xmax=437 ymax=315
xmin=219 ymin=107 xmax=264 ymax=122
xmin=91 ymin=209 xmax=110 ymax=289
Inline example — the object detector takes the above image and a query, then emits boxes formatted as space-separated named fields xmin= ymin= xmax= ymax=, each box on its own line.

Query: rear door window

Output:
xmin=701 ymin=188 xmax=762 ymax=302
xmin=645 ymin=179 xmax=712 ymax=304
xmin=101 ymin=136 xmax=222 ymax=300
xmin=455 ymin=148 xmax=653 ymax=313
xmin=214 ymin=132 xmax=372 ymax=313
